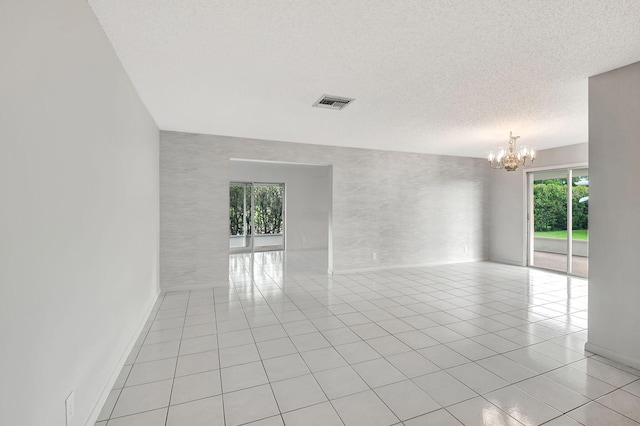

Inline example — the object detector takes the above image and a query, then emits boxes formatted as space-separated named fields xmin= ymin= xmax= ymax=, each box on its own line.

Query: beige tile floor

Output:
xmin=96 ymin=251 xmax=640 ymax=426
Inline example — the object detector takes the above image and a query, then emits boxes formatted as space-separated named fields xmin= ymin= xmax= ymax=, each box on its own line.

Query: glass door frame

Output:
xmin=525 ymin=162 xmax=588 ymax=276
xmin=229 ymin=182 xmax=254 ymax=254
xmin=229 ymin=181 xmax=286 ymax=254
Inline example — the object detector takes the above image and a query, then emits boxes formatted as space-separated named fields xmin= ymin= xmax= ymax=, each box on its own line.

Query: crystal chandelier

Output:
xmin=488 ymin=131 xmax=536 ymax=171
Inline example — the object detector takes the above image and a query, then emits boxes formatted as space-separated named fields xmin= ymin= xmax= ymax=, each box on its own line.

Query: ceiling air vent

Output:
xmin=312 ymin=95 xmax=355 ymax=110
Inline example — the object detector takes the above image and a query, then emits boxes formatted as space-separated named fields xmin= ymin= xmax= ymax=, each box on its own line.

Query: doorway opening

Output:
xmin=527 ymin=167 xmax=589 ymax=277
xmin=229 ymin=182 xmax=285 ymax=253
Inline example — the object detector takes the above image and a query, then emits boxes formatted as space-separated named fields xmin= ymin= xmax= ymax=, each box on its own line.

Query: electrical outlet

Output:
xmin=372 ymin=252 xmax=377 ymax=260
xmin=65 ymin=391 xmax=75 ymax=425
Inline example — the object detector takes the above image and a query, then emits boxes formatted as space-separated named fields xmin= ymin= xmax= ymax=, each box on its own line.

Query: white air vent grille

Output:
xmin=312 ymin=95 xmax=355 ymax=110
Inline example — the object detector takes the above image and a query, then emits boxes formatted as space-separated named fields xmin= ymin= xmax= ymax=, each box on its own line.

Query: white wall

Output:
xmin=161 ymin=132 xmax=490 ymax=289
xmin=229 ymin=161 xmax=331 ymax=250
xmin=0 ymin=1 xmax=159 ymax=425
xmin=489 ymin=143 xmax=588 ymax=265
xmin=586 ymin=61 xmax=640 ymax=369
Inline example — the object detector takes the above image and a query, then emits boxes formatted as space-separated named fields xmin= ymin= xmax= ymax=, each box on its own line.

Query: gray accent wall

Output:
xmin=161 ymin=132 xmax=490 ymax=288
xmin=489 ymin=143 xmax=588 ymax=265
xmin=586 ymin=61 xmax=640 ymax=369
xmin=1 ymin=1 xmax=159 ymax=425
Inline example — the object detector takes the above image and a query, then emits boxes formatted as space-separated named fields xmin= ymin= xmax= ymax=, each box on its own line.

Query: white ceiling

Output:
xmin=88 ymin=0 xmax=640 ymax=157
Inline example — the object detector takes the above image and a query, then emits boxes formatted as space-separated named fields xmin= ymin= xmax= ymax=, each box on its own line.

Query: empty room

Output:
xmin=3 ymin=1 xmax=640 ymax=425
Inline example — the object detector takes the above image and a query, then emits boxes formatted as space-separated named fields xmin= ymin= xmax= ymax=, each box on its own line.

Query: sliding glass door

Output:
xmin=229 ymin=183 xmax=253 ymax=251
xmin=229 ymin=182 xmax=285 ymax=253
xmin=528 ymin=167 xmax=588 ymax=277
xmin=571 ymin=169 xmax=589 ymax=277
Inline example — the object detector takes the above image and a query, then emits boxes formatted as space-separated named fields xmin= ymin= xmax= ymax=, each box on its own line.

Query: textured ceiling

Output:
xmin=88 ymin=0 xmax=640 ymax=157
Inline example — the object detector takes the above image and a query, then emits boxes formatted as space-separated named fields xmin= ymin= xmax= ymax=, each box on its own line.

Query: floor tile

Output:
xmin=184 ymin=313 xmax=216 ymax=327
xmin=515 ymin=375 xmax=589 ymax=413
xmin=373 ymin=379 xmax=440 ymax=421
xmin=544 ymin=365 xmax=616 ymax=399
xmin=352 ymin=358 xmax=406 ymax=388
xmin=175 ymin=350 xmax=219 ymax=376
xmin=281 ymin=401 xmax=343 ymax=426
xmin=418 ymin=344 xmax=471 ymax=369
xmin=263 ymin=353 xmax=311 ymax=382
xmin=217 ymin=329 xmax=254 ymax=349
xmin=623 ymin=380 xmax=640 ymax=398
xmin=335 ymin=341 xmax=381 ymax=364
xmin=282 ymin=319 xmax=317 ymax=336
xmin=337 ymin=312 xmax=371 ymax=326
xmin=403 ymin=408 xmax=463 ymax=425
xmin=476 ymin=355 xmax=537 ymax=383
xmin=105 ymin=408 xmax=167 ymax=426
xmin=290 ymin=332 xmax=331 ymax=352
xmin=136 ymin=341 xmax=180 ymax=363
xmin=502 ymin=348 xmax=563 ymax=373
xmin=331 ymin=390 xmax=400 ymax=426
xmin=252 ymin=324 xmax=288 ymax=342
xmin=446 ymin=339 xmax=496 ymax=361
xmin=150 ymin=317 xmax=184 ymax=332
xmin=446 ymin=396 xmax=521 ymax=426
xmin=270 ymin=374 xmax=327 ymax=412
xmin=223 ymin=384 xmax=280 ymax=426
xmin=350 ymin=322 xmax=389 ymax=340
xmin=170 ymin=370 xmax=221 ymax=405
xmin=244 ymin=415 xmax=284 ymax=425
xmin=182 ymin=323 xmax=217 ymax=339
xmin=125 ymin=358 xmax=176 ymax=387
xmin=471 ymin=333 xmax=520 ymax=353
xmin=569 ymin=357 xmax=639 ymax=387
xmin=385 ymin=351 xmax=439 ymax=378
xmin=377 ymin=318 xmax=414 ymax=334
xmin=542 ymin=415 xmax=583 ymax=425
xmin=313 ymin=365 xmax=369 ymax=399
xmin=221 ymin=360 xmax=268 ymax=392
xmin=446 ymin=362 xmax=509 ymax=394
xmin=95 ymin=258 xmax=613 ymax=425
xmin=300 ymin=347 xmax=348 ymax=372
xmin=111 ymin=379 xmax=172 ymax=418
xmin=568 ymin=401 xmax=640 ymax=426
xmin=527 ymin=341 xmax=585 ymax=364
xmin=366 ymin=335 xmax=412 ymax=357
xmin=216 ymin=318 xmax=249 ymax=333
xmin=412 ymin=370 xmax=477 ymax=407
xmin=219 ymin=342 xmax=260 ymax=368
xmin=485 ymin=385 xmax=561 ymax=425
xmin=401 ymin=314 xmax=439 ymax=329
xmin=256 ymin=337 xmax=297 ymax=359
xmin=166 ymin=396 xmax=224 ymax=426
xmin=144 ymin=328 xmax=183 ymax=345
xmin=494 ymin=328 xmax=545 ymax=346
xmin=445 ymin=322 xmax=488 ymax=338
xmin=321 ymin=326 xmax=362 ymax=345
xmin=179 ymin=335 xmax=218 ymax=355
xmin=394 ymin=330 xmax=439 ymax=350
xmin=422 ymin=325 xmax=465 ymax=343
xmin=597 ymin=389 xmax=640 ymax=422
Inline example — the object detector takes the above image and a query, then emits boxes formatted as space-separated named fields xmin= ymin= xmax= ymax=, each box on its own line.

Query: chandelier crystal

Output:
xmin=488 ymin=131 xmax=536 ymax=171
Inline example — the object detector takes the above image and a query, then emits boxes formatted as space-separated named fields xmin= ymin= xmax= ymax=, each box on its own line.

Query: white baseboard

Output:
xmin=161 ymin=282 xmax=228 ymax=292
xmin=333 ymin=257 xmax=488 ymax=275
xmin=489 ymin=257 xmax=526 ymax=267
xmin=585 ymin=341 xmax=640 ymax=371
xmin=85 ymin=289 xmax=160 ymax=426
